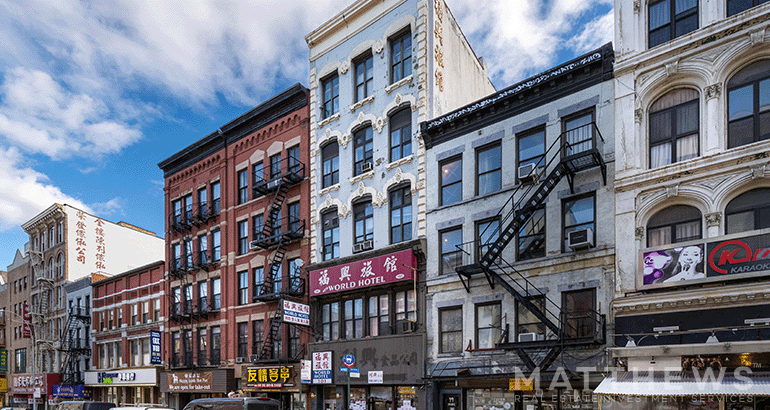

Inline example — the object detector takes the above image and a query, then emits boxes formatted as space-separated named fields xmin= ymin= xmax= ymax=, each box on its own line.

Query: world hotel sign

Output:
xmin=309 ymin=249 xmax=417 ymax=296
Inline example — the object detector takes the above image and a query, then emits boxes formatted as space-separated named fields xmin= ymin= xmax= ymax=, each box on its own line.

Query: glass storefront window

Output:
xmin=350 ymin=387 xmax=367 ymax=410
xmin=396 ymin=386 xmax=417 ymax=410
xmin=371 ymin=387 xmax=393 ymax=410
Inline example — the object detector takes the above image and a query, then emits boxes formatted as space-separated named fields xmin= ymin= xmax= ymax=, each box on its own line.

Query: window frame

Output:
xmin=238 ymin=270 xmax=249 ymax=305
xmin=476 ymin=218 xmax=500 ymax=263
xmin=389 ymin=185 xmax=413 ymax=244
xmin=517 ymin=205 xmax=546 ymax=261
xmin=562 ymin=193 xmax=596 ymax=252
xmin=237 ymin=220 xmax=249 ymax=256
xmin=728 ymin=0 xmax=770 ymax=16
xmin=212 ymin=229 xmax=221 ymax=261
xmin=515 ymin=294 xmax=546 ymax=339
xmin=562 ymin=288 xmax=596 ymax=339
xmin=390 ymin=30 xmax=412 ymax=84
xmin=439 ymin=226 xmax=463 ymax=275
xmin=439 ymin=156 xmax=463 ymax=206
xmin=322 ymin=209 xmax=340 ymax=261
xmin=648 ymin=0 xmax=699 ymax=48
xmin=516 ymin=126 xmax=546 ymax=184
xmin=475 ymin=301 xmax=502 ymax=349
xmin=211 ymin=181 xmax=221 ymax=215
xmin=561 ymin=109 xmax=596 ymax=158
xmin=252 ymin=320 xmax=264 ymax=356
xmin=353 ymin=126 xmax=374 ymax=176
xmin=389 ymin=108 xmax=412 ymax=162
xmin=237 ymin=322 xmax=249 ymax=358
xmin=354 ymin=53 xmax=374 ymax=102
xmin=237 ymin=169 xmax=249 ymax=205
xmin=476 ymin=142 xmax=502 ymax=196
xmin=439 ymin=306 xmax=463 ymax=354
xmin=725 ymin=188 xmax=770 ymax=234
xmin=646 ymin=205 xmax=703 ymax=247
xmin=353 ymin=200 xmax=374 ymax=245
xmin=322 ymin=74 xmax=340 ymax=119
xmin=649 ymin=89 xmax=700 ymax=168
xmin=253 ymin=266 xmax=265 ymax=299
xmin=321 ymin=141 xmax=339 ymax=188
xmin=727 ymin=60 xmax=770 ymax=148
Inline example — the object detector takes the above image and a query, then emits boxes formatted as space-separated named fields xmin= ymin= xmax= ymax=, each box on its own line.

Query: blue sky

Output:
xmin=0 ymin=0 xmax=612 ymax=271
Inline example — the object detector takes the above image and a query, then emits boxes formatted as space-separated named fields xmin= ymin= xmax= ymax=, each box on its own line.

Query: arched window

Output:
xmin=57 ymin=254 xmax=64 ymax=277
xmin=321 ymin=208 xmax=339 ymax=261
xmin=727 ymin=60 xmax=770 ymax=148
xmin=389 ymin=184 xmax=412 ymax=244
xmin=649 ymin=89 xmax=699 ymax=168
xmin=321 ymin=141 xmax=339 ymax=188
xmin=389 ymin=108 xmax=412 ymax=162
xmin=725 ymin=188 xmax=770 ymax=234
xmin=48 ymin=258 xmax=54 ymax=279
xmin=647 ymin=205 xmax=702 ymax=247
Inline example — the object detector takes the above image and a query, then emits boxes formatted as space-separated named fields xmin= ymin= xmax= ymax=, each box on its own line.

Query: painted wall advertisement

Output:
xmin=309 ymin=249 xmax=416 ymax=296
xmin=312 ymin=351 xmax=332 ymax=384
xmin=150 ymin=330 xmax=162 ymax=364
xmin=641 ymin=231 xmax=770 ymax=288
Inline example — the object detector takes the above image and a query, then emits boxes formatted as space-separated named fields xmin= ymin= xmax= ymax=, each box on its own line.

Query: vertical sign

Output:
xmin=312 ymin=351 xmax=332 ymax=384
xmin=0 ymin=350 xmax=7 ymax=372
xmin=150 ymin=330 xmax=162 ymax=364
xmin=22 ymin=303 xmax=32 ymax=338
xmin=300 ymin=360 xmax=312 ymax=384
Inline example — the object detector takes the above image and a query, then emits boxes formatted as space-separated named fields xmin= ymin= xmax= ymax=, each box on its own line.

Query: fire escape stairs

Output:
xmin=58 ymin=307 xmax=91 ymax=385
xmin=454 ymin=123 xmax=608 ymax=373
xmin=259 ymin=305 xmax=283 ymax=361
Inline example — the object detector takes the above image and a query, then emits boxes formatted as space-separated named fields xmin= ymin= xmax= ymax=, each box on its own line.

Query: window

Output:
xmin=355 ymin=53 xmax=374 ymax=101
xmin=354 ymin=201 xmax=374 ymax=245
xmin=154 ymin=299 xmax=160 ymax=322
xmin=289 ymin=324 xmax=301 ymax=358
xmin=322 ymin=74 xmax=340 ymax=118
xmin=198 ymin=328 xmax=207 ymax=365
xmin=272 ymin=324 xmax=282 ymax=360
xmin=288 ymin=202 xmax=301 ymax=233
xmin=322 ymin=210 xmax=339 ymax=260
xmin=289 ymin=258 xmax=301 ymax=293
xmin=563 ymin=288 xmax=596 ymax=339
xmin=212 ymin=229 xmax=221 ymax=261
xmin=353 ymin=127 xmax=374 ymax=176
xmin=237 ymin=169 xmax=248 ymax=205
xmin=517 ymin=206 xmax=546 ymax=261
xmin=184 ymin=238 xmax=193 ymax=269
xmin=477 ymin=218 xmax=500 ymax=262
xmin=390 ymin=30 xmax=412 ymax=83
xmin=476 ymin=302 xmax=502 ymax=349
xmin=183 ymin=194 xmax=193 ymax=223
xmin=395 ymin=289 xmax=416 ymax=324
xmin=211 ymin=181 xmax=221 ymax=215
xmin=390 ymin=186 xmax=412 ymax=244
xmin=518 ymin=128 xmax=545 ymax=182
xmin=728 ymin=60 xmax=770 ymax=148
xmin=253 ymin=267 xmax=264 ymax=299
xmin=648 ymin=0 xmax=698 ymax=48
xmin=728 ymin=0 xmax=770 ymax=16
xmin=476 ymin=144 xmax=502 ymax=196
xmin=131 ymin=340 xmax=140 ymax=367
xmin=251 ymin=162 xmax=264 ymax=192
xmin=198 ymin=187 xmax=208 ymax=218
xmin=253 ymin=214 xmax=264 ymax=242
xmin=322 ymin=302 xmax=340 ymax=341
xmin=131 ymin=304 xmax=138 ymax=326
xmin=516 ymin=295 xmax=546 ymax=338
xmin=322 ymin=142 xmax=339 ymax=188
xmin=389 ymin=108 xmax=412 ymax=162
xmin=440 ymin=227 xmax=463 ymax=275
xmin=49 ymin=227 xmax=54 ymax=247
xmin=184 ymin=285 xmax=193 ymax=315
xmin=212 ymin=278 xmax=221 ymax=310
xmin=368 ymin=294 xmax=389 ymax=337
xmin=272 ymin=263 xmax=283 ymax=294
xmin=57 ymin=221 xmax=64 ymax=242
xmin=198 ymin=234 xmax=208 ymax=266
xmin=272 ymin=207 xmax=283 ymax=237
xmin=198 ymin=281 xmax=208 ymax=311
xmin=238 ymin=271 xmax=248 ymax=305
xmin=172 ymin=288 xmax=181 ymax=315
xmin=344 ymin=298 xmax=364 ymax=339
xmin=238 ymin=220 xmax=249 ymax=255
xmin=440 ymin=156 xmax=462 ymax=206
xmin=649 ymin=89 xmax=699 ymax=168
xmin=238 ymin=322 xmax=248 ymax=358
xmin=118 ymin=307 xmax=123 ymax=327
xmin=726 ymin=188 xmax=770 ymax=234
xmin=252 ymin=320 xmax=264 ymax=356
xmin=563 ymin=194 xmax=595 ymax=251
xmin=210 ymin=326 xmax=221 ymax=364
xmin=108 ymin=310 xmax=114 ymax=329
xmin=439 ymin=307 xmax=463 ymax=353
xmin=647 ymin=205 xmax=702 ymax=247
xmin=288 ymin=145 xmax=301 ymax=174
xmin=563 ymin=110 xmax=595 ymax=157
xmin=56 ymin=253 xmax=64 ymax=277
xmin=270 ymin=153 xmax=282 ymax=179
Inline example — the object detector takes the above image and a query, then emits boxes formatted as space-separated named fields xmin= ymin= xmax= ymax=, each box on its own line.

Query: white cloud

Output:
xmin=569 ymin=10 xmax=615 ymax=55
xmin=0 ymin=147 xmax=92 ymax=231
xmin=446 ymin=0 xmax=614 ymax=86
xmin=90 ymin=198 xmax=124 ymax=216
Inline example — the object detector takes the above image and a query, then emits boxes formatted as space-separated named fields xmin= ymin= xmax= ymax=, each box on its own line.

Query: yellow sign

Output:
xmin=0 ymin=378 xmax=7 ymax=393
xmin=509 ymin=378 xmax=534 ymax=391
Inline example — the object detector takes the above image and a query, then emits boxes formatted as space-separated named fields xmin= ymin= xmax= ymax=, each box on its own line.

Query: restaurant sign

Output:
xmin=166 ymin=372 xmax=213 ymax=392
xmin=244 ymin=366 xmax=293 ymax=389
xmin=309 ymin=249 xmax=416 ymax=296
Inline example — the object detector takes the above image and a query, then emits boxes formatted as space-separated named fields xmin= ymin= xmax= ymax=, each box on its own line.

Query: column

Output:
xmin=704 ymin=84 xmax=722 ymax=156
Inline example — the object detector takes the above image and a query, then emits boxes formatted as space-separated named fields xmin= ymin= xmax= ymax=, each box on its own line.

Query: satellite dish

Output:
xmin=295 ymin=259 xmax=305 ymax=268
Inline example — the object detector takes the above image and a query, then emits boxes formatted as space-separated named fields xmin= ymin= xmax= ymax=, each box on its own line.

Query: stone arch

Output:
xmin=317 ymin=194 xmax=347 ymax=223
xmin=635 ymin=187 xmax=710 ymax=228
xmin=383 ymin=167 xmax=417 ymax=195
xmin=383 ymin=93 xmax=416 ymax=118
xmin=348 ymin=181 xmax=381 ymax=211
xmin=317 ymin=127 xmax=343 ymax=151
xmin=714 ymin=170 xmax=770 ymax=221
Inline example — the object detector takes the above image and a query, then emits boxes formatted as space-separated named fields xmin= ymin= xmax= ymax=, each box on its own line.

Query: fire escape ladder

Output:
xmin=58 ymin=307 xmax=91 ymax=385
xmin=261 ymin=238 xmax=287 ymax=297
xmin=261 ymin=182 xmax=288 ymax=241
xmin=260 ymin=305 xmax=283 ymax=360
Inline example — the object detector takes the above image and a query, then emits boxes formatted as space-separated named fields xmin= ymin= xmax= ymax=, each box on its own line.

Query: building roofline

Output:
xmin=20 ymin=203 xmax=64 ymax=232
xmin=305 ymin=0 xmax=378 ymax=46
xmin=91 ymin=260 xmax=165 ymax=286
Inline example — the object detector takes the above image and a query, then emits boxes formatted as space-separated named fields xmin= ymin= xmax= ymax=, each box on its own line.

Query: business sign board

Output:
xmin=165 ymin=372 xmax=213 ymax=392
xmin=368 ymin=371 xmax=383 ymax=384
xmin=300 ymin=360 xmax=312 ymax=384
xmin=150 ymin=330 xmax=162 ymax=364
xmin=244 ymin=366 xmax=293 ymax=389
xmin=312 ymin=351 xmax=332 ymax=384
xmin=0 ymin=378 xmax=7 ymax=393
xmin=309 ymin=249 xmax=417 ymax=296
xmin=639 ymin=231 xmax=770 ymax=289
xmin=85 ymin=368 xmax=157 ymax=386
xmin=22 ymin=303 xmax=32 ymax=338
xmin=282 ymin=300 xmax=310 ymax=326
xmin=52 ymin=384 xmax=91 ymax=399
xmin=0 ymin=350 xmax=7 ymax=371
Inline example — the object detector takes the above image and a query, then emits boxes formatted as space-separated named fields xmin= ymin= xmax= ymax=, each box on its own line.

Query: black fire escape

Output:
xmin=251 ymin=154 xmax=307 ymax=362
xmin=454 ymin=122 xmax=607 ymax=372
xmin=167 ymin=196 xmax=221 ymax=368
xmin=59 ymin=306 xmax=91 ymax=385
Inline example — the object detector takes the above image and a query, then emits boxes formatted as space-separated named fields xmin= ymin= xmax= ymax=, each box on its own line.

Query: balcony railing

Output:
xmin=253 ymin=155 xmax=305 ymax=197
xmin=251 ymin=216 xmax=305 ymax=249
xmin=210 ymin=348 xmax=221 ymax=365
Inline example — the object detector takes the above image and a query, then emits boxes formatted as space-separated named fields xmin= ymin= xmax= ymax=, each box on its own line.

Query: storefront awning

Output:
xmin=595 ymin=371 xmax=770 ymax=396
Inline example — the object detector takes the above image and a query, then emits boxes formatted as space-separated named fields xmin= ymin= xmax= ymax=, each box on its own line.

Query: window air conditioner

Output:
xmin=267 ymin=180 xmax=281 ymax=189
xmin=518 ymin=163 xmax=537 ymax=181
xmin=235 ymin=357 xmax=244 ymax=364
xmin=568 ymin=228 xmax=594 ymax=250
xmin=361 ymin=162 xmax=373 ymax=172
xmin=250 ymin=355 xmax=260 ymax=363
xmin=518 ymin=332 xmax=545 ymax=342
xmin=361 ymin=239 xmax=373 ymax=251
xmin=397 ymin=320 xmax=417 ymax=333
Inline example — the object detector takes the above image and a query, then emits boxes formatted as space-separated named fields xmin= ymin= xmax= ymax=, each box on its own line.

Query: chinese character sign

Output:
xmin=312 ymin=351 xmax=332 ymax=384
xmin=309 ymin=249 xmax=417 ymax=296
xmin=0 ymin=350 xmax=7 ymax=372
xmin=150 ymin=330 xmax=162 ymax=364
xmin=282 ymin=301 xmax=310 ymax=326
xmin=22 ymin=303 xmax=32 ymax=338
xmin=244 ymin=366 xmax=292 ymax=389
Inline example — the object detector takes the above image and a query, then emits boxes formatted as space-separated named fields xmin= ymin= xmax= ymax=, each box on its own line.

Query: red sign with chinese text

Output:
xmin=309 ymin=249 xmax=416 ymax=296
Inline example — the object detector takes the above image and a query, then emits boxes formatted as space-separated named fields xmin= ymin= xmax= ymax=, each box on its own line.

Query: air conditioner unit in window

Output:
xmin=361 ymin=162 xmax=373 ymax=172
xmin=324 ymin=217 xmax=338 ymax=227
xmin=397 ymin=320 xmax=417 ymax=333
xmin=352 ymin=239 xmax=373 ymax=253
xmin=250 ymin=354 xmax=260 ymax=363
xmin=235 ymin=357 xmax=244 ymax=364
xmin=518 ymin=163 xmax=538 ymax=181
xmin=267 ymin=179 xmax=281 ymax=189
xmin=518 ymin=332 xmax=545 ymax=342
xmin=568 ymin=228 xmax=594 ymax=250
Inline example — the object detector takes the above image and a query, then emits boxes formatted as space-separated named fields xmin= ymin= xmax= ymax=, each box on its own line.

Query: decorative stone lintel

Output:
xmin=634 ymin=108 xmax=643 ymax=123
xmin=349 ymin=95 xmax=375 ymax=113
xmin=666 ymin=184 xmax=679 ymax=198
xmin=318 ymin=113 xmax=340 ymax=128
xmin=665 ymin=60 xmax=679 ymax=77
xmin=349 ymin=170 xmax=375 ymax=185
xmin=318 ymin=184 xmax=341 ymax=196
xmin=386 ymin=155 xmax=414 ymax=171
xmin=750 ymin=28 xmax=766 ymax=47
xmin=705 ymin=212 xmax=722 ymax=227
xmin=635 ymin=226 xmax=645 ymax=240
xmin=340 ymin=61 xmax=350 ymax=75
xmin=339 ymin=134 xmax=351 ymax=149
xmin=752 ymin=164 xmax=768 ymax=179
xmin=705 ymin=83 xmax=722 ymax=100
xmin=386 ymin=75 xmax=414 ymax=94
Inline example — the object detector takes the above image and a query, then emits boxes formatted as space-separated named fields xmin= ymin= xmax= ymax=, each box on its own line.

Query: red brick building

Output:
xmin=157 ymin=84 xmax=311 ymax=410
xmin=88 ymin=262 xmax=165 ymax=405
